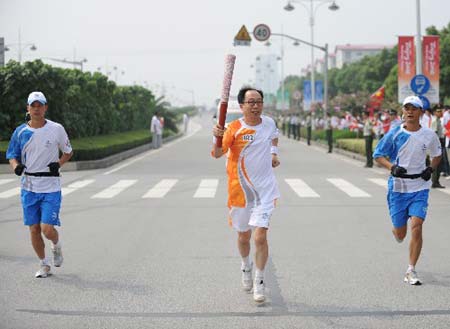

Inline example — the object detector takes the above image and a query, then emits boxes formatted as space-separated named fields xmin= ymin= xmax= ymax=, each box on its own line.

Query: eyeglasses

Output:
xmin=243 ymin=100 xmax=264 ymax=106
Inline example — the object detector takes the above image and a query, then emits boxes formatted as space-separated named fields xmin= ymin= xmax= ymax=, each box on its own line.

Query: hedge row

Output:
xmin=0 ymin=60 xmax=178 ymax=140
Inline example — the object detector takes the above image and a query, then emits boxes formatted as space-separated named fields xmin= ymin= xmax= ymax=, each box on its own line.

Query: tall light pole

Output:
xmin=415 ymin=0 xmax=422 ymax=74
xmin=284 ymin=0 xmax=339 ymax=107
xmin=5 ymin=28 xmax=37 ymax=64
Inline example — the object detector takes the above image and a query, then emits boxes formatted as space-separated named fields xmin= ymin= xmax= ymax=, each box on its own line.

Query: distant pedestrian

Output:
xmin=6 ymin=91 xmax=73 ymax=278
xmin=362 ymin=111 xmax=374 ymax=168
xmin=305 ymin=113 xmax=312 ymax=146
xmin=373 ymin=96 xmax=441 ymax=285
xmin=431 ymin=106 xmax=447 ymax=188
xmin=183 ymin=113 xmax=189 ymax=134
xmin=388 ymin=109 xmax=402 ymax=132
xmin=324 ymin=112 xmax=332 ymax=153
xmin=151 ymin=111 xmax=163 ymax=149
xmin=212 ymin=87 xmax=280 ymax=303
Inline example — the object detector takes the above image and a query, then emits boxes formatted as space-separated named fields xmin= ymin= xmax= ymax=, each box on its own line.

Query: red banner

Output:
xmin=422 ymin=35 xmax=440 ymax=103
xmin=398 ymin=36 xmax=415 ymax=102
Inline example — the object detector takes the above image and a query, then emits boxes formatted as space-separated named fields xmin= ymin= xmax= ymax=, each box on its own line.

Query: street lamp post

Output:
xmin=45 ymin=57 xmax=87 ymax=71
xmin=284 ymin=0 xmax=339 ymax=107
xmin=5 ymin=29 xmax=37 ymax=64
xmin=269 ymin=32 xmax=329 ymax=111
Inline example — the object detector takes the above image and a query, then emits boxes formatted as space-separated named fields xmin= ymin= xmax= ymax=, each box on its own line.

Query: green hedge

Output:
xmin=299 ymin=128 xmax=358 ymax=142
xmin=336 ymin=138 xmax=379 ymax=156
xmin=0 ymin=129 xmax=174 ymax=164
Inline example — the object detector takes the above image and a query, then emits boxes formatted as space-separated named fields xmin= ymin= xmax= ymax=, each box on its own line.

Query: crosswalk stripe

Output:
xmin=285 ymin=178 xmax=320 ymax=198
xmin=327 ymin=178 xmax=371 ymax=197
xmin=91 ymin=180 xmax=137 ymax=199
xmin=368 ymin=178 xmax=387 ymax=189
xmin=0 ymin=179 xmax=15 ymax=186
xmin=0 ymin=187 xmax=21 ymax=199
xmin=142 ymin=179 xmax=178 ymax=198
xmin=437 ymin=188 xmax=450 ymax=195
xmin=62 ymin=179 xmax=95 ymax=196
xmin=193 ymin=179 xmax=219 ymax=198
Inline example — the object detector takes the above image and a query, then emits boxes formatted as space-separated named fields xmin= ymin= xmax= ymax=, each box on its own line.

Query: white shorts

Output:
xmin=229 ymin=201 xmax=276 ymax=232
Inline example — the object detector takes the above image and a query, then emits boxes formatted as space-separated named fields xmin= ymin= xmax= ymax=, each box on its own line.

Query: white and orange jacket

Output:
xmin=216 ymin=115 xmax=280 ymax=209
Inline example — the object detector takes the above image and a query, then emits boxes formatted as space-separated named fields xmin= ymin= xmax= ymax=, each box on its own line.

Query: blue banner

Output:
xmin=315 ymin=81 xmax=323 ymax=102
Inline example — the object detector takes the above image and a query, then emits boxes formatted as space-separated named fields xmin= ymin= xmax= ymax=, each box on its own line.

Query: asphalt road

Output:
xmin=1 ymin=115 xmax=450 ymax=329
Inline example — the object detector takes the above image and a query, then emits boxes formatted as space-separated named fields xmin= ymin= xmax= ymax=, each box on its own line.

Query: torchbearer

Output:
xmin=212 ymin=84 xmax=281 ymax=303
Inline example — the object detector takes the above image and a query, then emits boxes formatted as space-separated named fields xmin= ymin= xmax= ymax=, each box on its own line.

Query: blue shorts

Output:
xmin=21 ymin=190 xmax=62 ymax=226
xmin=387 ymin=189 xmax=429 ymax=228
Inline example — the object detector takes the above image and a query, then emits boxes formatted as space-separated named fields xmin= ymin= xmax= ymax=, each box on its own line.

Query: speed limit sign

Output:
xmin=253 ymin=24 xmax=271 ymax=42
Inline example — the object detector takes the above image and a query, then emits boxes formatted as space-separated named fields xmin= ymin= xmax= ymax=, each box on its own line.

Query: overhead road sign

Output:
xmin=234 ymin=25 xmax=251 ymax=46
xmin=253 ymin=24 xmax=271 ymax=42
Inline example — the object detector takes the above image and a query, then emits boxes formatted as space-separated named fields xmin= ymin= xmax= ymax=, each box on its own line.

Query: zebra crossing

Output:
xmin=0 ymin=176 xmax=391 ymax=200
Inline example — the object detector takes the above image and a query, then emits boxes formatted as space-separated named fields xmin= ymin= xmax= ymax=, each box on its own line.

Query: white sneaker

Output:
xmin=35 ymin=264 xmax=51 ymax=278
xmin=52 ymin=246 xmax=63 ymax=267
xmin=241 ymin=266 xmax=253 ymax=291
xmin=404 ymin=270 xmax=422 ymax=285
xmin=253 ymin=279 xmax=265 ymax=303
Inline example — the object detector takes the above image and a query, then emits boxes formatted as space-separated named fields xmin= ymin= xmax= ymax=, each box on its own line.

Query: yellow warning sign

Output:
xmin=234 ymin=25 xmax=251 ymax=42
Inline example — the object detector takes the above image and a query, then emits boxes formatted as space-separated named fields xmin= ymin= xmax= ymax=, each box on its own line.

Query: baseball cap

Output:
xmin=402 ymin=95 xmax=423 ymax=109
xmin=27 ymin=91 xmax=47 ymax=105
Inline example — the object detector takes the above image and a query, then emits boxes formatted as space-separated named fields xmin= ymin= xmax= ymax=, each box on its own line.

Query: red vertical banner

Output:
xmin=422 ymin=35 xmax=440 ymax=103
xmin=398 ymin=36 xmax=416 ymax=102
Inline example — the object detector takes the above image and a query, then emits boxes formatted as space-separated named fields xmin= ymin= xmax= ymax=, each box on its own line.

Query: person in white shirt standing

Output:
xmin=6 ymin=91 xmax=73 ymax=278
xmin=373 ymin=96 xmax=441 ymax=286
xmin=150 ymin=111 xmax=163 ymax=149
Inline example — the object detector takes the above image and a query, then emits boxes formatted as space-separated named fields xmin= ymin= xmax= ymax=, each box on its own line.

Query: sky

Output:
xmin=1 ymin=0 xmax=450 ymax=108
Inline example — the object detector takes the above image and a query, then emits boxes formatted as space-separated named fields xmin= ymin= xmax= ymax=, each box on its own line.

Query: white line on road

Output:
xmin=91 ymin=180 xmax=137 ymax=199
xmin=193 ymin=179 xmax=219 ymax=198
xmin=285 ymin=178 xmax=320 ymax=198
xmin=437 ymin=188 xmax=450 ymax=196
xmin=327 ymin=178 xmax=371 ymax=197
xmin=103 ymin=123 xmax=202 ymax=175
xmin=142 ymin=179 xmax=178 ymax=198
xmin=62 ymin=179 xmax=95 ymax=196
xmin=367 ymin=178 xmax=387 ymax=189
xmin=0 ymin=179 xmax=14 ymax=186
xmin=0 ymin=187 xmax=21 ymax=199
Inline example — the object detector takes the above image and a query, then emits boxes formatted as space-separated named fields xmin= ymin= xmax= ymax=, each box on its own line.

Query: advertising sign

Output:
xmin=422 ymin=35 xmax=440 ymax=103
xmin=398 ymin=36 xmax=416 ymax=102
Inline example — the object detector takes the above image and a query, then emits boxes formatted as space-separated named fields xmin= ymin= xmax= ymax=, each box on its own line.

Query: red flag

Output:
xmin=369 ymin=86 xmax=385 ymax=109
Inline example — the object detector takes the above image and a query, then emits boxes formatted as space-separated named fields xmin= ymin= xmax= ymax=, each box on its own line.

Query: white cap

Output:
xmin=27 ymin=91 xmax=47 ymax=105
xmin=402 ymin=95 xmax=423 ymax=109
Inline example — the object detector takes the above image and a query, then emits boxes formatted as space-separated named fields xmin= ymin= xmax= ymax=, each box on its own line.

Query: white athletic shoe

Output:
xmin=52 ymin=246 xmax=63 ymax=267
xmin=241 ymin=266 xmax=253 ymax=291
xmin=253 ymin=279 xmax=265 ymax=303
xmin=35 ymin=265 xmax=51 ymax=278
xmin=404 ymin=270 xmax=422 ymax=285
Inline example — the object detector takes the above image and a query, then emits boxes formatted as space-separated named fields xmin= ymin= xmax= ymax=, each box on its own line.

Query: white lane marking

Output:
xmin=91 ymin=180 xmax=137 ymax=199
xmin=193 ymin=179 xmax=219 ymax=198
xmin=142 ymin=179 xmax=178 ymax=198
xmin=285 ymin=178 xmax=320 ymax=198
xmin=0 ymin=179 xmax=14 ymax=186
xmin=368 ymin=178 xmax=387 ymax=189
xmin=103 ymin=123 xmax=202 ymax=175
xmin=0 ymin=187 xmax=21 ymax=199
xmin=437 ymin=188 xmax=450 ymax=195
xmin=62 ymin=179 xmax=95 ymax=196
xmin=327 ymin=178 xmax=371 ymax=197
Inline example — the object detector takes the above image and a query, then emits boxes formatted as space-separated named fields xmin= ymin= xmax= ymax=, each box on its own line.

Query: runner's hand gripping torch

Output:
xmin=216 ymin=54 xmax=236 ymax=148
